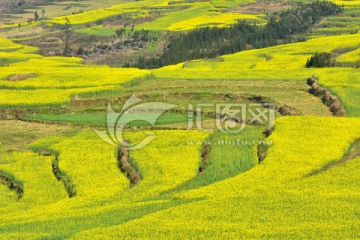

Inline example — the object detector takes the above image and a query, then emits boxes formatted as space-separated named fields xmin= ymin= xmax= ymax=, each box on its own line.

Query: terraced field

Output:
xmin=0 ymin=38 xmax=150 ymax=107
xmin=0 ymin=0 xmax=359 ymax=238
xmin=1 ymin=117 xmax=359 ymax=238
xmin=314 ymin=0 xmax=360 ymax=35
xmin=0 ymin=0 xmax=132 ymax=26
xmin=153 ymin=33 xmax=360 ymax=116
xmin=0 ymin=0 xmax=263 ymax=40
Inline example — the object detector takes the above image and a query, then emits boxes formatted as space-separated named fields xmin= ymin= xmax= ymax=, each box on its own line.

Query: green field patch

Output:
xmin=75 ymin=25 xmax=117 ymax=37
xmin=25 ymin=112 xmax=197 ymax=127
xmin=160 ymin=126 xmax=265 ymax=194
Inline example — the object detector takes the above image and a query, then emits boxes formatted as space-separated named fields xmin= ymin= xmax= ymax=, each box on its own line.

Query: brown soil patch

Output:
xmin=6 ymin=73 xmax=37 ymax=81
xmin=0 ymin=120 xmax=76 ymax=150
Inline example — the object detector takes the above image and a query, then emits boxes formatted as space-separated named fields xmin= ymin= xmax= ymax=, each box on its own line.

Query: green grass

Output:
xmin=0 ymin=120 xmax=77 ymax=150
xmin=75 ymin=25 xmax=117 ymax=37
xmin=124 ymin=78 xmax=332 ymax=116
xmin=25 ymin=112 xmax=198 ymax=127
xmin=160 ymin=126 xmax=266 ymax=194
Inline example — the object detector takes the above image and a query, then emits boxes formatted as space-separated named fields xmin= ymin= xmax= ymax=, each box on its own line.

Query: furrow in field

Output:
xmin=0 ymin=149 xmax=68 ymax=207
xmin=0 ymin=169 xmax=23 ymax=199
xmin=52 ymin=154 xmax=77 ymax=198
xmin=307 ymin=138 xmax=360 ymax=176
xmin=51 ymin=131 xmax=129 ymax=198
xmin=117 ymin=141 xmax=142 ymax=187
xmin=307 ymin=76 xmax=346 ymax=116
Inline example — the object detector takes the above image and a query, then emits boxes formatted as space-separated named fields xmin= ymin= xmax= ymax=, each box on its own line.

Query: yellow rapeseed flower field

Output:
xmin=0 ymin=147 xmax=68 ymax=209
xmin=51 ymin=131 xmax=130 ymax=198
xmin=70 ymin=116 xmax=360 ymax=239
xmin=0 ymin=38 xmax=150 ymax=107
xmin=49 ymin=0 xmax=258 ymax=31
xmin=167 ymin=12 xmax=265 ymax=31
xmin=152 ymin=33 xmax=360 ymax=116
xmin=337 ymin=47 xmax=360 ymax=63
xmin=1 ymin=0 xmax=360 ymax=238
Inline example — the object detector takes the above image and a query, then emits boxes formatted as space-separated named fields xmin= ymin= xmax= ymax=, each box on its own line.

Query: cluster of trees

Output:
xmin=116 ymin=29 xmax=152 ymax=42
xmin=3 ymin=0 xmax=29 ymax=14
xmin=74 ymin=28 xmax=156 ymax=58
xmin=4 ymin=0 xmax=49 ymax=16
xmin=134 ymin=1 xmax=343 ymax=69
xmin=306 ymin=52 xmax=360 ymax=68
xmin=306 ymin=52 xmax=335 ymax=68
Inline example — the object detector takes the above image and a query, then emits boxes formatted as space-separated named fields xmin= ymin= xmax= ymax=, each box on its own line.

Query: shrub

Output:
xmin=306 ymin=52 xmax=336 ymax=68
xmin=0 ymin=170 xmax=24 ymax=199
xmin=76 ymin=47 xmax=84 ymax=55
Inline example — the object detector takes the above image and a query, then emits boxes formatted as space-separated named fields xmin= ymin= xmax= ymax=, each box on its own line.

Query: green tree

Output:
xmin=132 ymin=1 xmax=343 ymax=69
xmin=34 ymin=11 xmax=39 ymax=21
xmin=76 ymin=47 xmax=84 ymax=55
xmin=116 ymin=28 xmax=125 ymax=37
xmin=306 ymin=52 xmax=335 ymax=68
xmin=116 ymin=28 xmax=126 ymax=48
xmin=62 ymin=18 xmax=72 ymax=56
